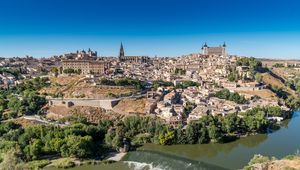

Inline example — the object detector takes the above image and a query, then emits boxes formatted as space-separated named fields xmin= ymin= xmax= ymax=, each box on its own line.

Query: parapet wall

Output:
xmin=48 ymin=98 xmax=120 ymax=110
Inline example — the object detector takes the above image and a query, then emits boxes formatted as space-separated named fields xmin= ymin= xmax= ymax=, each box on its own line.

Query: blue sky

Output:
xmin=0 ymin=0 xmax=300 ymax=58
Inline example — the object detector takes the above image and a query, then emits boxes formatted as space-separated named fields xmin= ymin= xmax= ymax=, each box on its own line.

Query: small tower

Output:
xmin=222 ymin=42 xmax=226 ymax=56
xmin=222 ymin=42 xmax=226 ymax=47
xmin=202 ymin=42 xmax=208 ymax=55
xmin=88 ymin=48 xmax=92 ymax=57
xmin=119 ymin=42 xmax=125 ymax=61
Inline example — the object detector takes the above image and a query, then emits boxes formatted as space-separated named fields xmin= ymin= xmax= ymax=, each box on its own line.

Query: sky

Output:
xmin=0 ymin=0 xmax=300 ymax=59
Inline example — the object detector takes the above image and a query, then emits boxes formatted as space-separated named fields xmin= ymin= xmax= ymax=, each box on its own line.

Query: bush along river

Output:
xmin=47 ymin=110 xmax=300 ymax=170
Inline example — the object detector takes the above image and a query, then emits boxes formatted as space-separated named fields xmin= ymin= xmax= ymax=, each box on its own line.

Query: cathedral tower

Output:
xmin=119 ymin=42 xmax=125 ymax=61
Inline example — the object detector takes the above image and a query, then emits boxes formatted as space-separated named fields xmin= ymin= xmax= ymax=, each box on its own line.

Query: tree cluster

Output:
xmin=99 ymin=78 xmax=143 ymax=89
xmin=105 ymin=107 xmax=280 ymax=147
xmin=0 ymin=68 xmax=22 ymax=80
xmin=0 ymin=77 xmax=49 ymax=120
xmin=175 ymin=81 xmax=200 ymax=89
xmin=236 ymin=57 xmax=262 ymax=71
xmin=174 ymin=68 xmax=186 ymax=75
xmin=152 ymin=80 xmax=174 ymax=90
xmin=272 ymin=63 xmax=285 ymax=68
xmin=63 ymin=68 xmax=81 ymax=75
xmin=0 ymin=120 xmax=112 ymax=163
xmin=233 ymin=57 xmax=263 ymax=81
xmin=215 ymin=89 xmax=247 ymax=104
xmin=0 ymin=105 xmax=285 ymax=166
xmin=227 ymin=70 xmax=239 ymax=82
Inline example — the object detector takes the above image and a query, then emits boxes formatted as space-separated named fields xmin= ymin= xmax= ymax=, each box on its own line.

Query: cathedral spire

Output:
xmin=119 ymin=42 xmax=125 ymax=60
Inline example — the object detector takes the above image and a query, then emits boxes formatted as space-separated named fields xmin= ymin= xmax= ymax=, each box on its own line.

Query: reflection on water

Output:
xmin=138 ymin=134 xmax=268 ymax=159
xmin=132 ymin=111 xmax=300 ymax=169
xmin=129 ymin=135 xmax=268 ymax=169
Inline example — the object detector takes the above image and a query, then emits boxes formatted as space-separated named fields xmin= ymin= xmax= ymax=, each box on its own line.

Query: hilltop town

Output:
xmin=1 ymin=43 xmax=300 ymax=169
xmin=1 ymin=43 xmax=299 ymax=124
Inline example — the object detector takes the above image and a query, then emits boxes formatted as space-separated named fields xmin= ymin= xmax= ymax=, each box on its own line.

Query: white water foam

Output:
xmin=124 ymin=161 xmax=170 ymax=170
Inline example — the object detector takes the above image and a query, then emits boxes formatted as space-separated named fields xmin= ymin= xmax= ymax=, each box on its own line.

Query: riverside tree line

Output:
xmin=0 ymin=104 xmax=290 ymax=169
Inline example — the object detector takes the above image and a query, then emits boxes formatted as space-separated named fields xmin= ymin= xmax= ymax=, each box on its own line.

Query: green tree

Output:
xmin=207 ymin=123 xmax=221 ymax=142
xmin=159 ymin=131 xmax=174 ymax=145
xmin=0 ymin=95 xmax=7 ymax=113
xmin=24 ymin=139 xmax=43 ymax=160
xmin=0 ymin=148 xmax=23 ymax=170
xmin=62 ymin=135 xmax=93 ymax=158
xmin=50 ymin=67 xmax=59 ymax=76
xmin=185 ymin=123 xmax=198 ymax=144
xmin=255 ymin=73 xmax=262 ymax=83
xmin=222 ymin=114 xmax=238 ymax=133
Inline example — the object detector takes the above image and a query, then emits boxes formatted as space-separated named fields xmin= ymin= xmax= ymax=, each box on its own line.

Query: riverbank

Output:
xmin=243 ymin=154 xmax=300 ymax=170
xmin=21 ymin=152 xmax=127 ymax=169
xmin=18 ymin=111 xmax=292 ymax=170
xmin=38 ymin=110 xmax=300 ymax=170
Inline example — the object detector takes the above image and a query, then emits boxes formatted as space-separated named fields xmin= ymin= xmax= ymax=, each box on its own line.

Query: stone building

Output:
xmin=62 ymin=60 xmax=108 ymax=75
xmin=201 ymin=42 xmax=226 ymax=56
xmin=119 ymin=43 xmax=150 ymax=63
xmin=64 ymin=49 xmax=97 ymax=60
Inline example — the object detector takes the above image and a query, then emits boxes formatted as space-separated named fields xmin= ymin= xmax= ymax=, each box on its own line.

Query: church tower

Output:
xmin=119 ymin=42 xmax=125 ymax=61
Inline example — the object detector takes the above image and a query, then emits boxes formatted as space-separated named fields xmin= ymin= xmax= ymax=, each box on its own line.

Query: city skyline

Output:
xmin=0 ymin=0 xmax=300 ymax=58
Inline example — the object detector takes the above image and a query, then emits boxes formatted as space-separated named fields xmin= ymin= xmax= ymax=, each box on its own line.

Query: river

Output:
xmin=48 ymin=110 xmax=300 ymax=170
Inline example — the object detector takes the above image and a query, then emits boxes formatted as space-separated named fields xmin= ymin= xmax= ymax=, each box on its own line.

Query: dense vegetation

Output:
xmin=227 ymin=69 xmax=239 ymax=82
xmin=254 ymin=72 xmax=263 ymax=83
xmin=99 ymin=78 xmax=143 ymax=89
xmin=106 ymin=106 xmax=283 ymax=147
xmin=0 ymin=120 xmax=112 ymax=169
xmin=152 ymin=80 xmax=174 ymax=90
xmin=272 ymin=63 xmax=285 ymax=68
xmin=0 ymin=77 xmax=49 ymax=120
xmin=215 ymin=89 xmax=247 ymax=104
xmin=267 ymin=82 xmax=300 ymax=110
xmin=228 ymin=57 xmax=263 ymax=82
xmin=175 ymin=81 xmax=200 ymax=89
xmin=174 ymin=68 xmax=186 ymax=75
xmin=0 ymin=104 xmax=285 ymax=168
xmin=107 ymin=92 xmax=134 ymax=98
xmin=0 ymin=68 xmax=22 ymax=80
xmin=287 ymin=77 xmax=300 ymax=95
xmin=285 ymin=96 xmax=300 ymax=110
xmin=63 ymin=68 xmax=81 ymax=75
xmin=236 ymin=57 xmax=262 ymax=72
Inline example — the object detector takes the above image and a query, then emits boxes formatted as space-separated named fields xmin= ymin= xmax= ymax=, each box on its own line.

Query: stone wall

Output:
xmin=48 ymin=98 xmax=120 ymax=110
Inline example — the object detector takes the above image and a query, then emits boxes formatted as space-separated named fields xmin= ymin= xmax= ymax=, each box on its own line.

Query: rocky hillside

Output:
xmin=40 ymin=75 xmax=137 ymax=98
xmin=244 ymin=154 xmax=300 ymax=170
xmin=261 ymin=72 xmax=296 ymax=96
xmin=113 ymin=97 xmax=146 ymax=114
xmin=47 ymin=105 xmax=123 ymax=123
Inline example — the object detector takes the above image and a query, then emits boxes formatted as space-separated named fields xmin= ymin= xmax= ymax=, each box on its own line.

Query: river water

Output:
xmin=48 ymin=110 xmax=300 ymax=170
